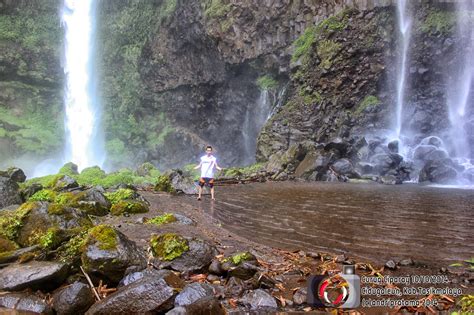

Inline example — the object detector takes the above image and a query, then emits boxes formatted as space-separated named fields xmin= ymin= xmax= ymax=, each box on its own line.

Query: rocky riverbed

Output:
xmin=0 ymin=165 xmax=473 ymax=314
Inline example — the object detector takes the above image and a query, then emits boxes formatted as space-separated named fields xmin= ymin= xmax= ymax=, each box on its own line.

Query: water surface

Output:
xmin=211 ymin=182 xmax=474 ymax=267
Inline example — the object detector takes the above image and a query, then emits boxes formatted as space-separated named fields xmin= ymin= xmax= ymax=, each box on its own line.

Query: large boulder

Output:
xmin=167 ymin=296 xmax=225 ymax=315
xmin=331 ymin=159 xmax=360 ymax=178
xmin=52 ymin=175 xmax=79 ymax=191
xmin=118 ymin=269 xmax=183 ymax=288
xmin=17 ymin=201 xmax=92 ymax=247
xmin=0 ymin=261 xmax=68 ymax=291
xmin=52 ymin=282 xmax=95 ymax=315
xmin=85 ymin=276 xmax=178 ymax=314
xmin=167 ymin=169 xmax=198 ymax=195
xmin=0 ymin=292 xmax=53 ymax=315
xmin=81 ymin=225 xmax=147 ymax=284
xmin=0 ymin=176 xmax=22 ymax=209
xmin=150 ymin=234 xmax=217 ymax=274
xmin=221 ymin=252 xmax=259 ymax=280
xmin=419 ymin=159 xmax=459 ymax=184
xmin=78 ymin=188 xmax=112 ymax=215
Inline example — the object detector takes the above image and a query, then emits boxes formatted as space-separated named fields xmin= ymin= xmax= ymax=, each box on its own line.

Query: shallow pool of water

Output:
xmin=211 ymin=182 xmax=474 ymax=267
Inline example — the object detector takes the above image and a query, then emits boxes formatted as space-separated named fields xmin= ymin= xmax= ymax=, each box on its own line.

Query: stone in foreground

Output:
xmin=52 ymin=281 xmax=95 ymax=315
xmin=86 ymin=276 xmax=177 ymax=315
xmin=0 ymin=292 xmax=53 ymax=314
xmin=0 ymin=261 xmax=68 ymax=291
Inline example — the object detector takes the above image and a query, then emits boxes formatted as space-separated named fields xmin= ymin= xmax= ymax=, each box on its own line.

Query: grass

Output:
xmin=420 ymin=9 xmax=456 ymax=35
xmin=257 ymin=75 xmax=278 ymax=90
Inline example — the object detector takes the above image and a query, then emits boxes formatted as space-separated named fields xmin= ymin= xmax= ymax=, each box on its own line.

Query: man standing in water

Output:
xmin=194 ymin=145 xmax=223 ymax=201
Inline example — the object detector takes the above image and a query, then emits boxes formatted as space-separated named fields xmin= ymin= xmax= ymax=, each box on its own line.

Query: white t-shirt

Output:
xmin=200 ymin=155 xmax=217 ymax=178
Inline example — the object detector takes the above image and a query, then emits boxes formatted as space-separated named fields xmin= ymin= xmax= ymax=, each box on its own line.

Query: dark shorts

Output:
xmin=199 ymin=177 xmax=214 ymax=188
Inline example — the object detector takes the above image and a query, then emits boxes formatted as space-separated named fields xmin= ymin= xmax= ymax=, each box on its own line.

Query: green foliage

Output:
xmin=87 ymin=225 xmax=118 ymax=251
xmin=110 ymin=200 xmax=149 ymax=216
xmin=29 ymin=189 xmax=56 ymax=202
xmin=221 ymin=163 xmax=264 ymax=178
xmin=457 ymin=295 xmax=474 ymax=314
xmin=0 ymin=237 xmax=18 ymax=253
xmin=0 ymin=202 xmax=35 ymax=241
xmin=317 ymin=39 xmax=341 ymax=70
xmin=292 ymin=26 xmax=317 ymax=63
xmin=226 ymin=252 xmax=254 ymax=265
xmin=150 ymin=233 xmax=189 ymax=261
xmin=420 ymin=10 xmax=456 ymax=35
xmin=183 ymin=164 xmax=200 ymax=181
xmin=38 ymin=227 xmax=63 ymax=249
xmin=317 ymin=13 xmax=348 ymax=34
xmin=104 ymin=188 xmax=135 ymax=205
xmin=155 ymin=175 xmax=175 ymax=193
xmin=58 ymin=163 xmax=78 ymax=177
xmin=55 ymin=231 xmax=87 ymax=263
xmin=204 ymin=0 xmax=231 ymax=18
xmin=257 ymin=75 xmax=278 ymax=90
xmin=355 ymin=95 xmax=381 ymax=115
xmin=299 ymin=88 xmax=322 ymax=105
xmin=148 ymin=213 xmax=177 ymax=226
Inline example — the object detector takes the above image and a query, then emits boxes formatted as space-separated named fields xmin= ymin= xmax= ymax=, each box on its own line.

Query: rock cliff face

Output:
xmin=0 ymin=0 xmax=63 ymax=167
xmin=0 ymin=0 xmax=471 ymax=178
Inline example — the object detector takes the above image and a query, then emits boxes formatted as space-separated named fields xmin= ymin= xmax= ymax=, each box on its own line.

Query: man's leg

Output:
xmin=197 ymin=186 xmax=202 ymax=200
xmin=210 ymin=187 xmax=215 ymax=200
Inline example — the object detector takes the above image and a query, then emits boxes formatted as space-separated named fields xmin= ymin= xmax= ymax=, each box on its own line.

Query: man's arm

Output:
xmin=194 ymin=161 xmax=202 ymax=170
xmin=215 ymin=162 xmax=223 ymax=171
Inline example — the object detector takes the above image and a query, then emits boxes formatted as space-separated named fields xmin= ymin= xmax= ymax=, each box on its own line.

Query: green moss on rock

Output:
xmin=150 ymin=233 xmax=189 ymax=261
xmin=110 ymin=200 xmax=149 ymax=216
xmin=147 ymin=213 xmax=177 ymax=226
xmin=0 ymin=202 xmax=35 ymax=241
xmin=104 ymin=188 xmax=135 ymax=205
xmin=317 ymin=39 xmax=341 ymax=70
xmin=292 ymin=26 xmax=316 ymax=63
xmin=38 ymin=227 xmax=64 ymax=249
xmin=420 ymin=9 xmax=456 ymax=35
xmin=355 ymin=95 xmax=381 ymax=115
xmin=29 ymin=189 xmax=57 ymax=202
xmin=86 ymin=225 xmax=118 ymax=251
xmin=55 ymin=231 xmax=88 ymax=264
xmin=256 ymin=75 xmax=278 ymax=90
xmin=224 ymin=252 xmax=254 ymax=265
xmin=0 ymin=237 xmax=18 ymax=253
xmin=154 ymin=175 xmax=174 ymax=193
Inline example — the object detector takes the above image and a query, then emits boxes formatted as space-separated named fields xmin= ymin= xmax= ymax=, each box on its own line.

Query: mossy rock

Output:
xmin=16 ymin=202 xmax=92 ymax=247
xmin=58 ymin=162 xmax=79 ymax=176
xmin=85 ymin=225 xmax=118 ymax=251
xmin=55 ymin=231 xmax=88 ymax=265
xmin=154 ymin=175 xmax=175 ymax=193
xmin=0 ymin=236 xmax=18 ymax=253
xmin=147 ymin=213 xmax=177 ymax=226
xmin=223 ymin=251 xmax=256 ymax=265
xmin=29 ymin=189 xmax=57 ymax=202
xmin=150 ymin=233 xmax=189 ymax=261
xmin=104 ymin=188 xmax=136 ymax=205
xmin=110 ymin=200 xmax=149 ymax=216
xmin=0 ymin=202 xmax=36 ymax=241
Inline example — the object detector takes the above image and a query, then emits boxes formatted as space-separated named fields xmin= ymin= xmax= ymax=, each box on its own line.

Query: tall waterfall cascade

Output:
xmin=61 ymin=0 xmax=104 ymax=171
xmin=447 ymin=2 xmax=473 ymax=164
xmin=394 ymin=0 xmax=412 ymax=141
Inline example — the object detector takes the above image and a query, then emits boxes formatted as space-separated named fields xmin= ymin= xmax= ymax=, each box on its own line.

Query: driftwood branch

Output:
xmin=80 ymin=266 xmax=101 ymax=301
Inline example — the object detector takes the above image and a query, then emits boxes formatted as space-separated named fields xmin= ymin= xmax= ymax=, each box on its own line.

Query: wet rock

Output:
xmin=208 ymin=259 xmax=225 ymax=276
xmin=0 ymin=176 xmax=22 ymax=209
xmin=82 ymin=225 xmax=147 ymax=284
xmin=413 ymin=145 xmax=437 ymax=161
xmin=331 ymin=159 xmax=360 ymax=178
xmin=0 ymin=292 xmax=53 ymax=315
xmin=174 ymin=213 xmax=194 ymax=225
xmin=168 ymin=169 xmax=198 ymax=195
xmin=52 ymin=282 xmax=95 ymax=315
xmin=387 ymin=140 xmax=399 ymax=153
xmin=0 ymin=245 xmax=39 ymax=264
xmin=378 ymin=175 xmax=402 ymax=185
xmin=419 ymin=159 xmax=458 ymax=184
xmin=324 ymin=138 xmax=349 ymax=156
xmin=85 ymin=276 xmax=177 ymax=315
xmin=385 ymin=260 xmax=397 ymax=270
xmin=0 ymin=261 xmax=68 ymax=291
xmin=240 ymin=289 xmax=278 ymax=310
xmin=225 ymin=277 xmax=246 ymax=297
xmin=17 ymin=201 xmax=91 ymax=247
xmin=175 ymin=283 xmax=214 ymax=306
xmin=21 ymin=183 xmax=43 ymax=200
xmin=370 ymin=153 xmax=399 ymax=175
xmin=154 ymin=236 xmax=217 ymax=274
xmin=357 ymin=162 xmax=375 ymax=175
xmin=5 ymin=168 xmax=26 ymax=183
xmin=80 ymin=188 xmax=111 ymax=215
xmin=118 ymin=269 xmax=181 ymax=288
xmin=462 ymin=168 xmax=474 ymax=182
xmin=293 ymin=287 xmax=307 ymax=305
xmin=398 ymin=258 xmax=414 ymax=266
xmin=221 ymin=252 xmax=259 ymax=280
xmin=420 ymin=136 xmax=443 ymax=148
xmin=167 ymin=296 xmax=225 ymax=315
xmin=53 ymin=175 xmax=79 ymax=191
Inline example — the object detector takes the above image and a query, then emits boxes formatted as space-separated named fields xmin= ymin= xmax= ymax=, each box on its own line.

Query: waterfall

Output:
xmin=446 ymin=3 xmax=473 ymax=162
xmin=241 ymin=89 xmax=275 ymax=164
xmin=394 ymin=0 xmax=412 ymax=139
xmin=61 ymin=0 xmax=104 ymax=171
